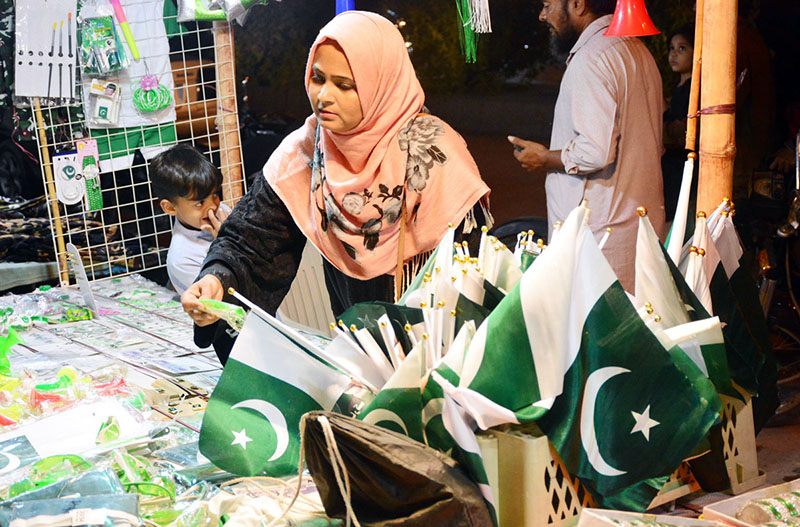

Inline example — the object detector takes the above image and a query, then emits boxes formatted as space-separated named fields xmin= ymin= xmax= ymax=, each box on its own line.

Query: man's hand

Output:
xmin=181 ymin=274 xmax=224 ymax=326
xmin=201 ymin=206 xmax=230 ymax=239
xmin=508 ymin=136 xmax=562 ymax=174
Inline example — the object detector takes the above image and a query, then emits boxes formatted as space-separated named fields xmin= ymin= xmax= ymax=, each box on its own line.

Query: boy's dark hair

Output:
xmin=149 ymin=143 xmax=222 ymax=202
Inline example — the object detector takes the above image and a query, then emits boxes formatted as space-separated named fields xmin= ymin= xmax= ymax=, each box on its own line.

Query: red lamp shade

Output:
xmin=604 ymin=0 xmax=660 ymax=37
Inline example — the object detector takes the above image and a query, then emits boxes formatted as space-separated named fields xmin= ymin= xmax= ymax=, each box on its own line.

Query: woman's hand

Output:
xmin=181 ymin=274 xmax=224 ymax=326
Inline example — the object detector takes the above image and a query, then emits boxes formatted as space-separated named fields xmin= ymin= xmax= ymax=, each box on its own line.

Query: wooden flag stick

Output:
xmin=685 ymin=0 xmax=705 ymax=152
xmin=33 ymin=98 xmax=69 ymax=285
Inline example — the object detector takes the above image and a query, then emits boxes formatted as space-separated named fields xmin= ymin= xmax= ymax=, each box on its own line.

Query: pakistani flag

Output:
xmin=357 ymin=318 xmax=477 ymax=450
xmin=421 ymin=320 xmax=478 ymax=452
xmin=199 ymin=312 xmax=351 ymax=476
xmin=456 ymin=204 xmax=721 ymax=508
xmin=690 ymin=216 xmax=763 ymax=394
xmin=708 ymin=214 xmax=778 ymax=426
xmin=357 ymin=345 xmax=426 ymax=443
xmin=635 ymin=213 xmax=737 ymax=399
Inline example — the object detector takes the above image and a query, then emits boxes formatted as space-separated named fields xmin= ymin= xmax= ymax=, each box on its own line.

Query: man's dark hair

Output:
xmin=584 ymin=0 xmax=616 ymax=16
xmin=149 ymin=143 xmax=222 ymax=202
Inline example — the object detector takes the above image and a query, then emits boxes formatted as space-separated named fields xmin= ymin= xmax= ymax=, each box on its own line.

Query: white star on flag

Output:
xmin=231 ymin=428 xmax=253 ymax=450
xmin=630 ymin=405 xmax=660 ymax=441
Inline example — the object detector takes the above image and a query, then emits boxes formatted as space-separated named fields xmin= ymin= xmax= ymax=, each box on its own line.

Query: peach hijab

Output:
xmin=264 ymin=11 xmax=489 ymax=280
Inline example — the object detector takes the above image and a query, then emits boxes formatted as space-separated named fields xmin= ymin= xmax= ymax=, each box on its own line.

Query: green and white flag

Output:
xmin=459 ymin=204 xmax=605 ymax=420
xmin=358 ymin=319 xmax=478 ymax=451
xmin=679 ymin=214 xmax=763 ymax=395
xmin=455 ymin=204 xmax=721 ymax=508
xmin=199 ymin=312 xmax=351 ymax=476
xmin=357 ymin=344 xmax=426 ymax=443
xmin=706 ymin=218 xmax=771 ymax=396
xmin=635 ymin=213 xmax=737 ymax=399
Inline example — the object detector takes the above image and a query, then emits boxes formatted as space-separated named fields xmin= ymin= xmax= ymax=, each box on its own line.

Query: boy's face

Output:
xmin=160 ymin=193 xmax=221 ymax=230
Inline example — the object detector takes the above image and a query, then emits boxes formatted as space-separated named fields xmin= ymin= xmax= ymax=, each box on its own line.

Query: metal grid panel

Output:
xmin=33 ymin=14 xmax=245 ymax=286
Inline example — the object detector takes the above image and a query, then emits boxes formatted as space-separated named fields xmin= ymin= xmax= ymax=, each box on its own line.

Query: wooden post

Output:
xmin=33 ymin=98 xmax=69 ymax=285
xmin=212 ymin=21 xmax=245 ymax=207
xmin=697 ymin=0 xmax=738 ymax=214
xmin=685 ymin=0 xmax=704 ymax=152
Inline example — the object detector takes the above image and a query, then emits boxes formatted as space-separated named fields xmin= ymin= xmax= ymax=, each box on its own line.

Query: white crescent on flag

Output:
xmin=361 ymin=409 xmax=409 ymax=435
xmin=580 ymin=367 xmax=630 ymax=477
xmin=0 ymin=450 xmax=21 ymax=474
xmin=232 ymin=399 xmax=290 ymax=462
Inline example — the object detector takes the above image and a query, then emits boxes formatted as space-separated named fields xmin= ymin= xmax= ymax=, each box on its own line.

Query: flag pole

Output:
xmin=697 ymin=0 xmax=737 ymax=214
xmin=666 ymin=0 xmax=705 ymax=262
xmin=685 ymin=0 xmax=704 ymax=153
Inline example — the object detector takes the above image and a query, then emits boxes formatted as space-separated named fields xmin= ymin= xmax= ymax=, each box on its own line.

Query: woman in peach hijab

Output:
xmin=181 ymin=11 xmax=491 ymax=361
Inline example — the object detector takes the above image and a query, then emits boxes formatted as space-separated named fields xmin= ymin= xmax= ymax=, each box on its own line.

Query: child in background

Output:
xmin=662 ymin=26 xmax=695 ymax=222
xmin=150 ymin=144 xmax=231 ymax=295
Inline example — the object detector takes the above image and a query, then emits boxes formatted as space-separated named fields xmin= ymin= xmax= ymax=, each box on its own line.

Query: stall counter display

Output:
xmin=703 ymin=479 xmax=800 ymax=527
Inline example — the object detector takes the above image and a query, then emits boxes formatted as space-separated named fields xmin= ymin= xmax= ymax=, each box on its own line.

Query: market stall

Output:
xmin=0 ymin=0 xmax=794 ymax=526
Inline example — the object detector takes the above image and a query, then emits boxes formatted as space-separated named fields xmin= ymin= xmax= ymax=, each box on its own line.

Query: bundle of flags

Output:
xmin=198 ymin=196 xmax=776 ymax=517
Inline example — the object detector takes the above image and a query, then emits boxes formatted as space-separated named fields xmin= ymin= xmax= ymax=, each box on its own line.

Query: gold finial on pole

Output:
xmin=697 ymin=211 xmax=707 ymax=218
xmin=637 ymin=206 xmax=647 ymax=217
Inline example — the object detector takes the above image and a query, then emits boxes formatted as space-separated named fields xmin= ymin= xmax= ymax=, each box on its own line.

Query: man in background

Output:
xmin=509 ymin=0 xmax=664 ymax=293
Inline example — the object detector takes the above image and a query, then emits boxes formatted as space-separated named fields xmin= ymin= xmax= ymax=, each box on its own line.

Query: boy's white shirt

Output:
xmin=167 ymin=203 xmax=231 ymax=295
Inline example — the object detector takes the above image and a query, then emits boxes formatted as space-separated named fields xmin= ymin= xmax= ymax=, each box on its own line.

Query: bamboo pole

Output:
xmin=33 ymin=98 xmax=69 ymax=285
xmin=697 ymin=0 xmax=738 ymax=214
xmin=685 ymin=0 xmax=704 ymax=151
xmin=212 ymin=21 xmax=245 ymax=207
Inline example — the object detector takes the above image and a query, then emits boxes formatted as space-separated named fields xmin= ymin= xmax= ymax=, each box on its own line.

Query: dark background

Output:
xmin=233 ymin=0 xmax=800 ymax=228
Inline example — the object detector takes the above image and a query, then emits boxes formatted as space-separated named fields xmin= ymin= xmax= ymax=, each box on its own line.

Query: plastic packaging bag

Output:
xmin=10 ymin=494 xmax=139 ymax=527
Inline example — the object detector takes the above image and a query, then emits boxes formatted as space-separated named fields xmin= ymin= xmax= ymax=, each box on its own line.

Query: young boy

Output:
xmin=150 ymin=144 xmax=231 ymax=295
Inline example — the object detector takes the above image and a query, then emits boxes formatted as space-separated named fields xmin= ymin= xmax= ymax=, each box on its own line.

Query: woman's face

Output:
xmin=668 ymin=34 xmax=693 ymax=75
xmin=308 ymin=43 xmax=363 ymax=134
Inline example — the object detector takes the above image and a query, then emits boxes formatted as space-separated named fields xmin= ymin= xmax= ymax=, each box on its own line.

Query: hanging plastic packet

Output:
xmin=177 ymin=0 xmax=226 ymax=22
xmin=77 ymin=140 xmax=103 ymax=211
xmin=52 ymin=152 xmax=84 ymax=206
xmin=86 ymin=79 xmax=122 ymax=126
xmin=198 ymin=299 xmax=245 ymax=332
xmin=79 ymin=13 xmax=129 ymax=76
xmin=218 ymin=0 xmax=266 ymax=22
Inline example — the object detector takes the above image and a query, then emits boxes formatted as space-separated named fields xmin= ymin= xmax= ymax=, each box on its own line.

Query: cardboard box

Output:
xmin=578 ymin=508 xmax=724 ymax=526
xmin=703 ymin=478 xmax=800 ymax=527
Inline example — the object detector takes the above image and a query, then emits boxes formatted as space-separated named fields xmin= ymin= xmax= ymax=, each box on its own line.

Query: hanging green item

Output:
xmin=455 ymin=0 xmax=478 ymax=63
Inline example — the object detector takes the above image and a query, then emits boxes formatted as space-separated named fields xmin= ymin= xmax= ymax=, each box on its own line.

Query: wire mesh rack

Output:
xmin=30 ymin=5 xmax=245 ymax=286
